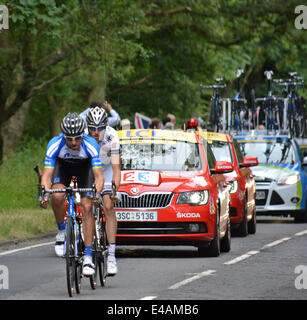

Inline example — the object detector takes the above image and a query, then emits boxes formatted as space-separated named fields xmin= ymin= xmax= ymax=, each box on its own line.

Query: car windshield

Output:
xmin=120 ymin=140 xmax=202 ymax=171
xmin=210 ymin=141 xmax=233 ymax=163
xmin=239 ymin=141 xmax=296 ymax=164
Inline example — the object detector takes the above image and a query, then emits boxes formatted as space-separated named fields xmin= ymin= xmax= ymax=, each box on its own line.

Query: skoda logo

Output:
xmin=130 ymin=187 xmax=139 ymax=195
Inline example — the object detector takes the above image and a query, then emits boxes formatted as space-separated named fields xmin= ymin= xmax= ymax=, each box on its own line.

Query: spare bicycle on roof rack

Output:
xmin=200 ymin=78 xmax=227 ymax=132
xmin=273 ymin=72 xmax=305 ymax=138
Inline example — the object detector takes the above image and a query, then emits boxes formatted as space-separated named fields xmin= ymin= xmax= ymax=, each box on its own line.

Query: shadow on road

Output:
xmin=116 ymin=247 xmax=201 ymax=259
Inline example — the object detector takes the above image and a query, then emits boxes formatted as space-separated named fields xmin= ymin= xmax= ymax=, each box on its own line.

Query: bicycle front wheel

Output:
xmin=66 ymin=216 xmax=76 ymax=297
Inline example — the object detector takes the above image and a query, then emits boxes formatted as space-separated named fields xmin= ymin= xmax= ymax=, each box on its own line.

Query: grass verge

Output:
xmin=0 ymin=208 xmax=56 ymax=242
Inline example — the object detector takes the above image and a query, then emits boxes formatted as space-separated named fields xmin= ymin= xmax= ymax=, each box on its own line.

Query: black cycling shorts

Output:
xmin=51 ymin=158 xmax=94 ymax=198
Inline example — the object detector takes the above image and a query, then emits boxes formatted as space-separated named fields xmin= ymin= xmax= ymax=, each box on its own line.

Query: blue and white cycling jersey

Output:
xmin=44 ymin=133 xmax=102 ymax=168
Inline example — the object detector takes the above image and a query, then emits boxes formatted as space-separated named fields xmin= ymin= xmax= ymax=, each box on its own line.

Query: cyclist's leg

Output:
xmin=77 ymin=161 xmax=96 ymax=276
xmin=51 ymin=160 xmax=70 ymax=257
xmin=102 ymin=193 xmax=118 ymax=275
xmin=103 ymin=195 xmax=117 ymax=244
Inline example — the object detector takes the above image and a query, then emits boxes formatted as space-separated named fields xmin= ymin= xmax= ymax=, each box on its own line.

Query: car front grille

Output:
xmin=117 ymin=222 xmax=208 ymax=235
xmin=270 ymin=191 xmax=285 ymax=205
xmin=255 ymin=189 xmax=269 ymax=206
xmin=114 ymin=192 xmax=174 ymax=209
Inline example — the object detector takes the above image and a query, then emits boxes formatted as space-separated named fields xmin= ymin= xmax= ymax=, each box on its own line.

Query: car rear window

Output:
xmin=120 ymin=140 xmax=202 ymax=171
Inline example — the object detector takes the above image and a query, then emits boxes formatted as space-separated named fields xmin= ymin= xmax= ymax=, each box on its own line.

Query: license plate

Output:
xmin=256 ymin=191 xmax=266 ymax=200
xmin=115 ymin=211 xmax=158 ymax=221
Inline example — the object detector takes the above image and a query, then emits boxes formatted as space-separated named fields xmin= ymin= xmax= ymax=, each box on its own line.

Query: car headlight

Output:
xmin=277 ymin=173 xmax=300 ymax=185
xmin=229 ymin=181 xmax=238 ymax=194
xmin=176 ymin=190 xmax=209 ymax=206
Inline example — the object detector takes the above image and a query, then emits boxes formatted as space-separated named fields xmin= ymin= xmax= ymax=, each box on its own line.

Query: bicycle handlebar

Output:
xmin=41 ymin=185 xmax=96 ymax=198
xmin=274 ymin=81 xmax=304 ymax=87
xmin=200 ymin=84 xmax=226 ymax=89
xmin=231 ymin=98 xmax=247 ymax=103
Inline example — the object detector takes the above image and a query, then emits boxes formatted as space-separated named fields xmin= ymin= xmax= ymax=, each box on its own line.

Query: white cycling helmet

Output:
xmin=86 ymin=106 xmax=108 ymax=126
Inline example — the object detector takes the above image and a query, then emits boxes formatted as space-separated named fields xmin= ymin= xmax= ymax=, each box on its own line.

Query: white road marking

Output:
xmin=295 ymin=229 xmax=307 ymax=236
xmin=0 ymin=241 xmax=54 ymax=256
xmin=224 ymin=250 xmax=259 ymax=265
xmin=168 ymin=269 xmax=216 ymax=290
xmin=261 ymin=237 xmax=291 ymax=250
xmin=140 ymin=296 xmax=157 ymax=300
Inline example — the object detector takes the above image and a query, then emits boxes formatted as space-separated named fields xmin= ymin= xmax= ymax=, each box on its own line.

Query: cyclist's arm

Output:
xmin=41 ymin=167 xmax=54 ymax=189
xmin=108 ymin=109 xmax=121 ymax=127
xmin=111 ymin=154 xmax=121 ymax=191
xmin=92 ymin=167 xmax=104 ymax=195
xmin=40 ymin=167 xmax=54 ymax=208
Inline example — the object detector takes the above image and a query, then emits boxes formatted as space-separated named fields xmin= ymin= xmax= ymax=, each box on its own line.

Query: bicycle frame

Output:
xmin=274 ymin=72 xmax=305 ymax=137
xmin=200 ymin=79 xmax=226 ymax=132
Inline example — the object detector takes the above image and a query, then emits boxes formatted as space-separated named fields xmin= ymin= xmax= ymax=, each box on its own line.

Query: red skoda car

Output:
xmin=198 ymin=131 xmax=258 ymax=236
xmin=115 ymin=129 xmax=233 ymax=257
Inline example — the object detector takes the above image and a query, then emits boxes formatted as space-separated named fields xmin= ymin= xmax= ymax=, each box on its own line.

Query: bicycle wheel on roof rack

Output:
xmin=66 ymin=216 xmax=76 ymax=297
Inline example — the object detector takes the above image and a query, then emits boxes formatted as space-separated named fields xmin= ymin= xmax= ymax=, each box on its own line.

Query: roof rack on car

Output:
xmin=200 ymin=71 xmax=306 ymax=139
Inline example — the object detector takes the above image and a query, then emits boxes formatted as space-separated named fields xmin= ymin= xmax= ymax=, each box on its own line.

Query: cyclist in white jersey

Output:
xmin=86 ymin=106 xmax=121 ymax=276
xmin=40 ymin=112 xmax=104 ymax=277
xmin=80 ymin=100 xmax=121 ymax=128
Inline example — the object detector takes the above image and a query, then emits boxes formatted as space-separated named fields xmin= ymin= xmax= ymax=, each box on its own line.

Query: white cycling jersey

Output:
xmin=99 ymin=126 xmax=120 ymax=191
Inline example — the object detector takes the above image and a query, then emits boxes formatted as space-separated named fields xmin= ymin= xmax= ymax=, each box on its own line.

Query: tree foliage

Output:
xmin=0 ymin=0 xmax=306 ymax=161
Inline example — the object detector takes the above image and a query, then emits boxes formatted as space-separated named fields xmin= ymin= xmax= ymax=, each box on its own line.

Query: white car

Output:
xmin=235 ymin=131 xmax=307 ymax=222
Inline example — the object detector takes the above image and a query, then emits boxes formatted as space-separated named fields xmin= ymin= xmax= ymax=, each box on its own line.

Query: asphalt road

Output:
xmin=1 ymin=216 xmax=307 ymax=301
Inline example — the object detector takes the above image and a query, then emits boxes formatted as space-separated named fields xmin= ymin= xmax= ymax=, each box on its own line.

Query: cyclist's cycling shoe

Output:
xmin=55 ymin=230 xmax=65 ymax=257
xmin=107 ymin=258 xmax=118 ymax=276
xmin=82 ymin=256 xmax=95 ymax=277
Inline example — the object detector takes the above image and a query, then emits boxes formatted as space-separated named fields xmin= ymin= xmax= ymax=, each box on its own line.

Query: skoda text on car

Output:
xmin=115 ymin=129 xmax=232 ymax=257
xmin=235 ymin=131 xmax=307 ymax=222
xmin=198 ymin=131 xmax=258 ymax=236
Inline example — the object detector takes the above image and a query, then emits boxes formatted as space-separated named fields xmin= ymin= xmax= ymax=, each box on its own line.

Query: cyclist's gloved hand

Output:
xmin=110 ymin=191 xmax=121 ymax=203
xmin=39 ymin=194 xmax=50 ymax=209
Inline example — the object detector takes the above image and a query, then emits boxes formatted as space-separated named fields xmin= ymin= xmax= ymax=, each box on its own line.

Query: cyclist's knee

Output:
xmin=51 ymin=192 xmax=65 ymax=203
xmin=81 ymin=198 xmax=92 ymax=215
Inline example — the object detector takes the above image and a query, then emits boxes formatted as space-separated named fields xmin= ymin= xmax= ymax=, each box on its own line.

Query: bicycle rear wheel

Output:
xmin=66 ymin=216 xmax=76 ymax=297
xmin=90 ymin=234 xmax=98 ymax=289
xmin=98 ymin=210 xmax=108 ymax=287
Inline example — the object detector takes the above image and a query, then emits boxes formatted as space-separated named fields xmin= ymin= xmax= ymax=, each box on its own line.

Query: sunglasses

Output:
xmin=88 ymin=125 xmax=106 ymax=131
xmin=65 ymin=134 xmax=83 ymax=142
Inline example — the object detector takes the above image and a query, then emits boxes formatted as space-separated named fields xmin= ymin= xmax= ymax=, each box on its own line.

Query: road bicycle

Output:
xmin=274 ymin=72 xmax=305 ymax=137
xmin=252 ymin=71 xmax=283 ymax=133
xmin=91 ymin=181 xmax=118 ymax=287
xmin=200 ymin=78 xmax=226 ymax=132
xmin=229 ymin=69 xmax=248 ymax=131
xmin=38 ymin=176 xmax=97 ymax=297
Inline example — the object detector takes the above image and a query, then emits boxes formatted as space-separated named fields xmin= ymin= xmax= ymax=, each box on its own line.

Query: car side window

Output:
xmin=294 ymin=140 xmax=304 ymax=164
xmin=232 ymin=138 xmax=244 ymax=164
xmin=201 ymin=138 xmax=216 ymax=174
xmin=207 ymin=144 xmax=217 ymax=174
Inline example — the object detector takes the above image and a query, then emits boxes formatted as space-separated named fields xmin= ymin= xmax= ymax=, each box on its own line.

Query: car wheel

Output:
xmin=198 ymin=205 xmax=221 ymax=257
xmin=294 ymin=205 xmax=307 ymax=223
xmin=236 ymin=198 xmax=248 ymax=237
xmin=248 ymin=207 xmax=256 ymax=234
xmin=221 ymin=216 xmax=231 ymax=252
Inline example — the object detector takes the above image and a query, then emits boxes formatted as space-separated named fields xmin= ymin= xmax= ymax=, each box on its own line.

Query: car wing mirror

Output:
xmin=211 ymin=161 xmax=234 ymax=174
xmin=240 ymin=156 xmax=259 ymax=168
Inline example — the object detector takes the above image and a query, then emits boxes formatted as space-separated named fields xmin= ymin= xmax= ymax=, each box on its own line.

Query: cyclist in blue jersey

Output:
xmin=40 ymin=112 xmax=104 ymax=277
xmin=86 ymin=106 xmax=121 ymax=276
